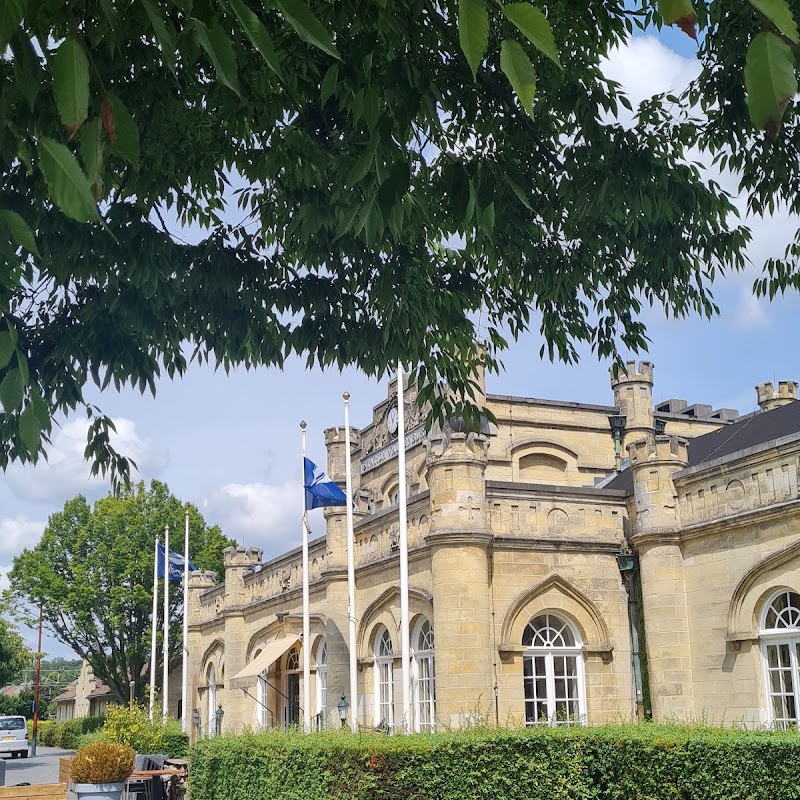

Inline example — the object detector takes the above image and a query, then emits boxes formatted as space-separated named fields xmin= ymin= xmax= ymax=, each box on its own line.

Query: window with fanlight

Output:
xmin=522 ymin=613 xmax=586 ymax=726
xmin=374 ymin=626 xmax=394 ymax=731
xmin=316 ymin=641 xmax=327 ymax=728
xmin=760 ymin=589 xmax=800 ymax=730
xmin=412 ymin=619 xmax=436 ymax=732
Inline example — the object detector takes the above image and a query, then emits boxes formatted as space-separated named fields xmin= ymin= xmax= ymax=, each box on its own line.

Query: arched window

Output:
xmin=522 ymin=613 xmax=585 ymax=726
xmin=206 ymin=664 xmax=217 ymax=737
xmin=760 ymin=589 xmax=800 ymax=730
xmin=412 ymin=619 xmax=435 ymax=732
xmin=285 ymin=647 xmax=301 ymax=728
xmin=316 ymin=641 xmax=328 ymax=728
xmin=374 ymin=627 xmax=394 ymax=731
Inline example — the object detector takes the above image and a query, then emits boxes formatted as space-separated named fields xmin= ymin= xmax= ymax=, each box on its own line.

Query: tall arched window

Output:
xmin=251 ymin=649 xmax=267 ymax=730
xmin=285 ymin=647 xmax=301 ymax=728
xmin=522 ymin=613 xmax=585 ymax=726
xmin=412 ymin=619 xmax=436 ymax=732
xmin=374 ymin=626 xmax=394 ymax=731
xmin=760 ymin=589 xmax=800 ymax=730
xmin=316 ymin=641 xmax=327 ymax=728
xmin=206 ymin=664 xmax=217 ymax=737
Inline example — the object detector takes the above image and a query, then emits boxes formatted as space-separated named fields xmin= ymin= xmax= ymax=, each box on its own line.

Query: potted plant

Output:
xmin=70 ymin=740 xmax=135 ymax=800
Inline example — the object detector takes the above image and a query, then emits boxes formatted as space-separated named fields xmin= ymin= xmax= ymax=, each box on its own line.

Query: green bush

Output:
xmin=102 ymin=703 xmax=189 ymax=757
xmin=40 ymin=717 xmax=105 ymax=750
xmin=189 ymin=725 xmax=800 ymax=800
xmin=75 ymin=730 xmax=108 ymax=751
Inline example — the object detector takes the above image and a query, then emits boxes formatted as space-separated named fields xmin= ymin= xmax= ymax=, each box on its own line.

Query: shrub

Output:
xmin=75 ymin=731 xmax=108 ymax=751
xmin=70 ymin=741 xmax=135 ymax=784
xmin=189 ymin=725 xmax=800 ymax=800
xmin=34 ymin=720 xmax=54 ymax=743
xmin=103 ymin=703 xmax=188 ymax=757
xmin=62 ymin=717 xmax=105 ymax=749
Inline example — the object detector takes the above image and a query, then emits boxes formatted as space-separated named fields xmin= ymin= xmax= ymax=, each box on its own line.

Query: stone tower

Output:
xmin=425 ymin=431 xmax=494 ymax=728
xmin=628 ymin=434 xmax=694 ymax=720
xmin=756 ymin=380 xmax=798 ymax=412
xmin=610 ymin=361 xmax=654 ymax=451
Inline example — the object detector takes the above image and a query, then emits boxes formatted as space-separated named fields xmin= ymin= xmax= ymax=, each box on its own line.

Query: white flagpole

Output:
xmin=163 ymin=524 xmax=170 ymax=722
xmin=301 ymin=421 xmax=311 ymax=733
xmin=344 ymin=392 xmax=358 ymax=732
xmin=397 ymin=362 xmax=411 ymax=733
xmin=149 ymin=535 xmax=159 ymax=721
xmin=181 ymin=510 xmax=190 ymax=734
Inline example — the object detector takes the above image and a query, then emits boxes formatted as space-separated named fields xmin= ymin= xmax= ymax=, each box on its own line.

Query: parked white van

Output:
xmin=0 ymin=716 xmax=28 ymax=758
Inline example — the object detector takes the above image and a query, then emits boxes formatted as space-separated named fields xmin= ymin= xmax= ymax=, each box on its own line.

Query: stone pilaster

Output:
xmin=610 ymin=360 xmax=654 ymax=451
xmin=187 ymin=570 xmax=216 ymax=742
xmin=628 ymin=434 xmax=694 ymax=721
xmin=426 ymin=432 xmax=494 ymax=727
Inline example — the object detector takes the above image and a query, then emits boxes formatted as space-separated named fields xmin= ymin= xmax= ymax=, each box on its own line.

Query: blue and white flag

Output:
xmin=304 ymin=457 xmax=347 ymax=510
xmin=157 ymin=543 xmax=196 ymax=583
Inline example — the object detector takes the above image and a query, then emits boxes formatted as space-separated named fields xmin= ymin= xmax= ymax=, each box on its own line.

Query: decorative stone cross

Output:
xmin=459 ymin=496 xmax=480 ymax=521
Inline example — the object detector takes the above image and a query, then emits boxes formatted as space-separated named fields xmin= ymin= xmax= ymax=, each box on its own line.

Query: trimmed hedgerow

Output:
xmin=189 ymin=725 xmax=800 ymax=800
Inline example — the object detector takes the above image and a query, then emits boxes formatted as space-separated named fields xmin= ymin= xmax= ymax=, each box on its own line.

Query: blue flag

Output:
xmin=304 ymin=457 xmax=347 ymax=510
xmin=157 ymin=543 xmax=196 ymax=582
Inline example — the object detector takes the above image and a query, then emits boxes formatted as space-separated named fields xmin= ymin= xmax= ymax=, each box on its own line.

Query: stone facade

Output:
xmin=187 ymin=363 xmax=800 ymax=735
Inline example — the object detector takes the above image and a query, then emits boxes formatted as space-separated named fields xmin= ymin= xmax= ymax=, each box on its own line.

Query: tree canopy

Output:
xmin=1 ymin=0 xmax=799 ymax=476
xmin=0 ymin=610 xmax=32 ymax=688
xmin=7 ymin=480 xmax=236 ymax=703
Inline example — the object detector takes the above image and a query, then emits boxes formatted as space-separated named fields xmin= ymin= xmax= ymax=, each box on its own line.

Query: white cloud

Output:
xmin=203 ymin=481 xmax=305 ymax=559
xmin=601 ymin=35 xmax=700 ymax=111
xmin=0 ymin=517 xmax=45 ymax=560
xmin=5 ymin=417 xmax=169 ymax=504
xmin=0 ymin=565 xmax=10 ymax=592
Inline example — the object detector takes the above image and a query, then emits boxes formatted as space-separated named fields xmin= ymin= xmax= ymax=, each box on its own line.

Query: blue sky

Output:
xmin=2 ymin=29 xmax=800 ymax=659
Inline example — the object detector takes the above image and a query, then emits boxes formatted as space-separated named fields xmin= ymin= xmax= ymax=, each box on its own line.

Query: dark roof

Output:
xmin=53 ymin=680 xmax=78 ymax=703
xmin=605 ymin=401 xmax=800 ymax=494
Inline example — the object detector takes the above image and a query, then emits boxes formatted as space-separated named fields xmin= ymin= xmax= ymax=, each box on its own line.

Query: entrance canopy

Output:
xmin=230 ymin=636 xmax=300 ymax=689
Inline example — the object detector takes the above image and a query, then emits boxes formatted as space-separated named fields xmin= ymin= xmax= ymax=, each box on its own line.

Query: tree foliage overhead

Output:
xmin=4 ymin=0 xmax=798 ymax=477
xmin=0 ymin=610 xmax=32 ymax=688
xmin=7 ymin=480 xmax=236 ymax=703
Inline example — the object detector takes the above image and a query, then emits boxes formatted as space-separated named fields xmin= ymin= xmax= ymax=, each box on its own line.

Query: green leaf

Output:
xmin=500 ymin=39 xmax=536 ymax=118
xmin=658 ymin=0 xmax=697 ymax=39
xmin=458 ymin=0 xmax=489 ymax=79
xmin=320 ymin=63 xmax=338 ymax=107
xmin=745 ymin=31 xmax=797 ymax=140
xmin=503 ymin=173 xmax=533 ymax=210
xmin=502 ymin=4 xmax=561 ymax=69
xmin=193 ymin=19 xmax=241 ymax=96
xmin=346 ymin=135 xmax=379 ymax=186
xmin=52 ymin=37 xmax=90 ymax=129
xmin=748 ymin=0 xmax=799 ymax=45
xmin=107 ymin=93 xmax=140 ymax=167
xmin=31 ymin=389 xmax=50 ymax=429
xmin=37 ymin=137 xmax=101 ymax=223
xmin=0 ymin=210 xmax=39 ymax=257
xmin=80 ymin=118 xmax=104 ymax=187
xmin=19 ymin=403 xmax=41 ymax=452
xmin=0 ymin=0 xmax=25 ymax=51
xmin=11 ymin=30 xmax=42 ymax=112
xmin=0 ymin=332 xmax=14 ymax=370
xmin=141 ymin=0 xmax=177 ymax=74
xmin=275 ymin=0 xmax=340 ymax=59
xmin=229 ymin=0 xmax=283 ymax=79
xmin=0 ymin=368 xmax=24 ymax=412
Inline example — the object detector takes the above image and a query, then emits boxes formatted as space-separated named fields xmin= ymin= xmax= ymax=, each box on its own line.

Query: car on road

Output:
xmin=0 ymin=716 xmax=29 ymax=758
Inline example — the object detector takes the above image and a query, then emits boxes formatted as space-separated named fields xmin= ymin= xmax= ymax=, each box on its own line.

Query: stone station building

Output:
xmin=186 ymin=364 xmax=800 ymax=735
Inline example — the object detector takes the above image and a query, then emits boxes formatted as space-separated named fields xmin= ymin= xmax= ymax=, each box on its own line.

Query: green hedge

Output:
xmin=189 ymin=725 xmax=800 ymax=800
xmin=40 ymin=717 xmax=105 ymax=749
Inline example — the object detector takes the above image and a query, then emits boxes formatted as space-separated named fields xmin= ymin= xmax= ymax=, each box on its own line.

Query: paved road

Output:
xmin=0 ymin=747 xmax=74 ymax=786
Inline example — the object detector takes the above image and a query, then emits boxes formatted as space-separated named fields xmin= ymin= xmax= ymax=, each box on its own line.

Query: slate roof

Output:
xmin=605 ymin=401 xmax=800 ymax=495
xmin=52 ymin=680 xmax=77 ymax=703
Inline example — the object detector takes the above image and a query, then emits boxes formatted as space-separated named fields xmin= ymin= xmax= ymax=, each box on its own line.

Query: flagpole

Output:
xmin=343 ymin=392 xmax=358 ymax=732
xmin=149 ymin=535 xmax=159 ymax=721
xmin=301 ymin=420 xmax=311 ymax=733
xmin=181 ymin=510 xmax=190 ymax=733
xmin=163 ymin=524 xmax=170 ymax=722
xmin=397 ymin=362 xmax=411 ymax=733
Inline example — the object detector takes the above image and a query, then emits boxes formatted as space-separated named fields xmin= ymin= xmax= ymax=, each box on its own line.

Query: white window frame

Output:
xmin=373 ymin=626 xmax=394 ymax=731
xmin=284 ymin=647 xmax=301 ymax=728
xmin=759 ymin=589 xmax=800 ymax=731
xmin=411 ymin=618 xmax=436 ymax=732
xmin=522 ymin=612 xmax=587 ymax=726
xmin=316 ymin=641 xmax=327 ymax=727
xmin=207 ymin=664 xmax=217 ymax=738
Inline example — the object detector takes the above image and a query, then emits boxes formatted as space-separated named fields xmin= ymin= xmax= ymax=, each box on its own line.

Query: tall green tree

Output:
xmin=0 ymin=0 xmax=757 ymax=478
xmin=0 ymin=611 xmax=32 ymax=688
xmin=7 ymin=481 xmax=236 ymax=703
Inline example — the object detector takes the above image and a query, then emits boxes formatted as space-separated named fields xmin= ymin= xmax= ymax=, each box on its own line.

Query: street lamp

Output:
xmin=215 ymin=704 xmax=224 ymax=736
xmin=336 ymin=694 xmax=349 ymax=728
